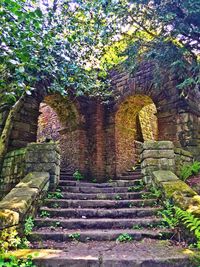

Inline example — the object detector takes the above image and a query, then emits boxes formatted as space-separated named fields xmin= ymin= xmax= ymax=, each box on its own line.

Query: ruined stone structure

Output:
xmin=0 ymin=61 xmax=200 ymax=197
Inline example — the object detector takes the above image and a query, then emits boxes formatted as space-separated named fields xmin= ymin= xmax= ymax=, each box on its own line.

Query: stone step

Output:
xmin=57 ymin=185 xmax=142 ymax=193
xmin=34 ymin=217 xmax=162 ymax=230
xmin=25 ymin=240 xmax=192 ymax=267
xmin=45 ymin=199 xmax=157 ymax=209
xmin=58 ymin=180 xmax=142 ymax=187
xmin=30 ymin=229 xmax=171 ymax=244
xmin=48 ymin=191 xmax=145 ymax=200
xmin=39 ymin=207 xmax=161 ymax=219
xmin=121 ymin=173 xmax=141 ymax=176
xmin=118 ymin=175 xmax=143 ymax=180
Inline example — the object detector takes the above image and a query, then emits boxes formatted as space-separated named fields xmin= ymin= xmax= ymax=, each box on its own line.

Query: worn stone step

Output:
xmin=16 ymin=240 xmax=192 ymax=267
xmin=121 ymin=171 xmax=141 ymax=176
xmin=117 ymin=176 xmax=143 ymax=181
xmin=39 ymin=207 xmax=160 ymax=218
xmin=57 ymin=185 xmax=142 ymax=193
xmin=30 ymin=229 xmax=171 ymax=243
xmin=58 ymin=180 xmax=142 ymax=187
xmin=49 ymin=191 xmax=145 ymax=200
xmin=45 ymin=199 xmax=157 ymax=209
xmin=34 ymin=217 xmax=162 ymax=230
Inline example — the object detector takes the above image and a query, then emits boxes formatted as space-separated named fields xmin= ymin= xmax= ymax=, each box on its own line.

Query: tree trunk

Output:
xmin=0 ymin=95 xmax=25 ymax=169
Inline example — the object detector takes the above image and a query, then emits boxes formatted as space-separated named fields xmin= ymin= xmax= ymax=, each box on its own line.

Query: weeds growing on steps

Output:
xmin=47 ymin=189 xmax=63 ymax=199
xmin=116 ymin=233 xmax=133 ymax=242
xmin=68 ymin=233 xmax=81 ymax=241
xmin=73 ymin=170 xmax=84 ymax=181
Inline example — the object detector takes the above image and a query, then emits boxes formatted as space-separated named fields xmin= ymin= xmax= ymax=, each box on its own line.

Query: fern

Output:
xmin=175 ymin=207 xmax=200 ymax=248
xmin=159 ymin=201 xmax=179 ymax=229
xmin=180 ymin=161 xmax=200 ymax=181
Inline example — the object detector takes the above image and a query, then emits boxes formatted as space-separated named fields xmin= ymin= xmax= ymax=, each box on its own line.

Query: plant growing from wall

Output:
xmin=180 ymin=161 xmax=200 ymax=181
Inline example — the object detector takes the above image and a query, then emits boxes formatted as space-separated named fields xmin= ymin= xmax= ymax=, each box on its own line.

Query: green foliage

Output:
xmin=40 ymin=211 xmax=50 ymax=218
xmin=24 ymin=216 xmax=34 ymax=236
xmin=68 ymin=233 xmax=80 ymax=241
xmin=47 ymin=189 xmax=63 ymax=199
xmin=116 ymin=233 xmax=132 ymax=242
xmin=112 ymin=0 xmax=200 ymax=93
xmin=175 ymin=207 xmax=200 ymax=249
xmin=0 ymin=227 xmax=31 ymax=253
xmin=73 ymin=170 xmax=84 ymax=181
xmin=0 ymin=255 xmax=36 ymax=267
xmin=0 ymin=228 xmax=21 ymax=253
xmin=128 ymin=180 xmax=144 ymax=192
xmin=142 ymin=186 xmax=162 ymax=199
xmin=0 ymin=0 xmax=121 ymax=107
xmin=180 ymin=161 xmax=200 ymax=181
xmin=114 ymin=194 xmax=122 ymax=200
xmin=132 ymin=224 xmax=141 ymax=230
xmin=158 ymin=201 xmax=179 ymax=229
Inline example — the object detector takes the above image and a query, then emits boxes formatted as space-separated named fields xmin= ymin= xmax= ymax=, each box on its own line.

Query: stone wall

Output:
xmin=0 ymin=142 xmax=60 ymax=199
xmin=0 ymin=148 xmax=26 ymax=199
xmin=25 ymin=143 xmax=60 ymax=190
xmin=174 ymin=148 xmax=193 ymax=177
xmin=8 ymin=94 xmax=42 ymax=151
xmin=0 ymin=172 xmax=49 ymax=230
xmin=139 ymin=104 xmax=158 ymax=141
xmin=140 ymin=141 xmax=175 ymax=183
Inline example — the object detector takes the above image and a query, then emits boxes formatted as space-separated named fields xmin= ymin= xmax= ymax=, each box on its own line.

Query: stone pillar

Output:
xmin=140 ymin=141 xmax=175 ymax=183
xmin=25 ymin=142 xmax=60 ymax=190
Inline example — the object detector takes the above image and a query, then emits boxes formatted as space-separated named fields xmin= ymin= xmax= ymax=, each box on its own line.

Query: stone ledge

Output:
xmin=143 ymin=141 xmax=174 ymax=151
xmin=152 ymin=170 xmax=200 ymax=217
xmin=16 ymin=172 xmax=49 ymax=190
xmin=174 ymin=148 xmax=193 ymax=158
xmin=0 ymin=172 xmax=49 ymax=229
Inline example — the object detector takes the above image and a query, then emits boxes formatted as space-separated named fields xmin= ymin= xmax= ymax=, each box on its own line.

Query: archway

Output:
xmin=115 ymin=95 xmax=158 ymax=175
xmin=37 ymin=94 xmax=86 ymax=171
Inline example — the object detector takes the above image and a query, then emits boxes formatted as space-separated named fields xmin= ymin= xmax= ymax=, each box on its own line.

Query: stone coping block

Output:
xmin=16 ymin=172 xmax=49 ymax=190
xmin=143 ymin=141 xmax=174 ymax=150
xmin=153 ymin=170 xmax=179 ymax=183
xmin=151 ymin=170 xmax=200 ymax=218
xmin=0 ymin=172 xmax=50 ymax=229
xmin=141 ymin=150 xmax=174 ymax=159
xmin=0 ymin=187 xmax=38 ymax=217
xmin=174 ymin=148 xmax=193 ymax=157
xmin=27 ymin=142 xmax=61 ymax=153
xmin=153 ymin=170 xmax=196 ymax=198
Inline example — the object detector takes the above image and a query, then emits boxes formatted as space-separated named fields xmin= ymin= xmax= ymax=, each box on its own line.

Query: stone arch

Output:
xmin=6 ymin=91 xmax=88 ymax=172
xmin=114 ymin=95 xmax=158 ymax=175
xmin=37 ymin=94 xmax=86 ymax=170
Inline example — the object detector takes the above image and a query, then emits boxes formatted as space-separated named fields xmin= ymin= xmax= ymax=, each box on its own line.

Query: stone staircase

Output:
xmin=29 ymin=167 xmax=193 ymax=266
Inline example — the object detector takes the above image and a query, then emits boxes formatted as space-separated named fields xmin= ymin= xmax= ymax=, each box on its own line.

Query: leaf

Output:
xmin=18 ymin=66 xmax=25 ymax=73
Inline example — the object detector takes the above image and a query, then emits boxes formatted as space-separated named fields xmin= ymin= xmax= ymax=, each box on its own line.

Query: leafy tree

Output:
xmin=0 ymin=0 xmax=118 ymax=164
xmin=102 ymin=0 xmax=200 ymax=94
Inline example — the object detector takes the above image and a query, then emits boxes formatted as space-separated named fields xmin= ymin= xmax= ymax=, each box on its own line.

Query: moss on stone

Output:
xmin=161 ymin=180 xmax=196 ymax=199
